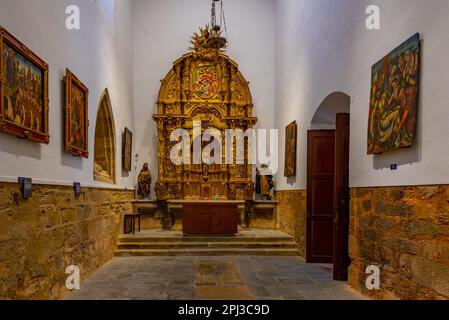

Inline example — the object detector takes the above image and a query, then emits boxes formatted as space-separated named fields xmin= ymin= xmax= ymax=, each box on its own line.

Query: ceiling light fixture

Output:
xmin=207 ymin=0 xmax=228 ymax=50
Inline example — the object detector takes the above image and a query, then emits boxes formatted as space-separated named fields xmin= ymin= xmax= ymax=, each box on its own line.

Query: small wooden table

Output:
xmin=123 ymin=213 xmax=142 ymax=235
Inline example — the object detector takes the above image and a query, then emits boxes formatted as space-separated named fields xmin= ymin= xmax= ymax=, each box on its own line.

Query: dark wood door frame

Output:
xmin=333 ymin=113 xmax=351 ymax=280
xmin=306 ymin=114 xmax=351 ymax=279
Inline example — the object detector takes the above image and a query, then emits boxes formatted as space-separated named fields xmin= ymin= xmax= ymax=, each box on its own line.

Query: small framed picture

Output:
xmin=284 ymin=121 xmax=297 ymax=177
xmin=64 ymin=68 xmax=89 ymax=158
xmin=122 ymin=127 xmax=133 ymax=172
xmin=0 ymin=27 xmax=49 ymax=143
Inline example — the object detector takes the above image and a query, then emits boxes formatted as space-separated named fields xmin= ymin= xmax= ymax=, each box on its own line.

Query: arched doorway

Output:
xmin=311 ymin=92 xmax=350 ymax=129
xmin=93 ymin=89 xmax=116 ymax=184
xmin=306 ymin=92 xmax=351 ymax=281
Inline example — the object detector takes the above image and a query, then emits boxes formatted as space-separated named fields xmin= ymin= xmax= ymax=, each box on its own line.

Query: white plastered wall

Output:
xmin=274 ymin=0 xmax=449 ymax=190
xmin=0 ymin=0 xmax=135 ymax=189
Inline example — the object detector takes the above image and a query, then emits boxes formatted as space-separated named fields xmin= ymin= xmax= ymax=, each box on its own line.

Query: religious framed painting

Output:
xmin=0 ymin=27 xmax=49 ymax=143
xmin=122 ymin=127 xmax=132 ymax=172
xmin=64 ymin=68 xmax=89 ymax=158
xmin=284 ymin=121 xmax=297 ymax=177
xmin=367 ymin=33 xmax=420 ymax=155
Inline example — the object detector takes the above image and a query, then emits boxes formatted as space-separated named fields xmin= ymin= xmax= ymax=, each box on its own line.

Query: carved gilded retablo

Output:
xmin=153 ymin=25 xmax=257 ymax=201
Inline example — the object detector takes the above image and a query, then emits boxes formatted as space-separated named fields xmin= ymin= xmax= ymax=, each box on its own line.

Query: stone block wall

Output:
xmin=349 ymin=185 xmax=449 ymax=300
xmin=0 ymin=182 xmax=133 ymax=300
xmin=250 ymin=202 xmax=279 ymax=230
xmin=274 ymin=190 xmax=307 ymax=255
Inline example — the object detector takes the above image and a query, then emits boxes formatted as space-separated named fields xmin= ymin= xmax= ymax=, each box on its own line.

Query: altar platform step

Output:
xmin=114 ymin=229 xmax=300 ymax=257
xmin=114 ymin=248 xmax=300 ymax=257
xmin=117 ymin=242 xmax=298 ymax=250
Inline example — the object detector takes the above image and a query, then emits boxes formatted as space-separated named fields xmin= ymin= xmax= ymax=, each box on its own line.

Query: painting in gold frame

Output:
xmin=284 ymin=121 xmax=297 ymax=177
xmin=122 ymin=127 xmax=132 ymax=172
xmin=64 ymin=69 xmax=89 ymax=158
xmin=0 ymin=27 xmax=49 ymax=143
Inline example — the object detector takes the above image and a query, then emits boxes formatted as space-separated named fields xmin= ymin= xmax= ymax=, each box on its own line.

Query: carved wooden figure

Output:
xmin=138 ymin=163 xmax=152 ymax=199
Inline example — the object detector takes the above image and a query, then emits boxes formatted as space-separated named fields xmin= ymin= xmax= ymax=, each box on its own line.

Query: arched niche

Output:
xmin=93 ymin=89 xmax=116 ymax=184
xmin=311 ymin=92 xmax=350 ymax=129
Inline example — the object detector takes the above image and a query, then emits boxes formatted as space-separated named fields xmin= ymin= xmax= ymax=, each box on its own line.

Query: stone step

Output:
xmin=114 ymin=248 xmax=300 ymax=257
xmin=117 ymin=241 xmax=298 ymax=250
xmin=118 ymin=236 xmax=295 ymax=243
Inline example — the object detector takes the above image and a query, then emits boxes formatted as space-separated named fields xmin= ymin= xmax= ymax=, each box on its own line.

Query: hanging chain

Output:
xmin=209 ymin=0 xmax=229 ymax=44
xmin=211 ymin=0 xmax=216 ymax=27
xmin=220 ymin=0 xmax=223 ymax=27
xmin=222 ymin=0 xmax=229 ymax=42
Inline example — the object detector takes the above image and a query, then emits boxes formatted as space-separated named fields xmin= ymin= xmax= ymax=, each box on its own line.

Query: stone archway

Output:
xmin=94 ymin=89 xmax=116 ymax=184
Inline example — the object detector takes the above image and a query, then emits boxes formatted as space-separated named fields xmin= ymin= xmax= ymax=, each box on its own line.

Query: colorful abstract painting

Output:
xmin=1 ymin=27 xmax=49 ymax=143
xmin=367 ymin=33 xmax=420 ymax=155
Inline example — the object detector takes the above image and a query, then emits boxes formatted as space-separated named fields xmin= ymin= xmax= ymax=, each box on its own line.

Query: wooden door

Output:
xmin=306 ymin=130 xmax=335 ymax=263
xmin=333 ymin=113 xmax=351 ymax=280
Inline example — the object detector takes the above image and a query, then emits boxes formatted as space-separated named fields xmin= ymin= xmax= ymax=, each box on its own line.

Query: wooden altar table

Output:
xmin=168 ymin=200 xmax=244 ymax=235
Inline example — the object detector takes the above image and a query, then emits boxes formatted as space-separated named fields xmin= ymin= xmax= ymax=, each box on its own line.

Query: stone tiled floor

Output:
xmin=66 ymin=256 xmax=367 ymax=300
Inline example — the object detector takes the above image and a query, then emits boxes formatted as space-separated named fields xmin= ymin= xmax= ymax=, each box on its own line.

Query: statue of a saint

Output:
xmin=256 ymin=164 xmax=274 ymax=200
xmin=138 ymin=163 xmax=152 ymax=200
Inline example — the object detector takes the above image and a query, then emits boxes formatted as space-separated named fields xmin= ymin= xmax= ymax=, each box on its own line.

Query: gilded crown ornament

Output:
xmin=189 ymin=25 xmax=227 ymax=52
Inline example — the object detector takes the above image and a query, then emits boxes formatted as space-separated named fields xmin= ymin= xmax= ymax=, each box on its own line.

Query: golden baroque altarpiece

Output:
xmin=153 ymin=26 xmax=257 ymax=201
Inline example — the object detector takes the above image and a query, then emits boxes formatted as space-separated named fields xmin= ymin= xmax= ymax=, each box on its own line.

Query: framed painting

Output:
xmin=122 ymin=127 xmax=132 ymax=172
xmin=284 ymin=121 xmax=297 ymax=177
xmin=367 ymin=33 xmax=420 ymax=155
xmin=0 ymin=27 xmax=49 ymax=143
xmin=64 ymin=69 xmax=89 ymax=158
